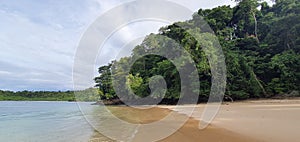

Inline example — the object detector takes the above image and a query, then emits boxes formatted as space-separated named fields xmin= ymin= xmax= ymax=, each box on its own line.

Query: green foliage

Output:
xmin=0 ymin=88 xmax=100 ymax=102
xmin=126 ymin=74 xmax=144 ymax=98
xmin=198 ymin=6 xmax=233 ymax=32
xmin=0 ymin=90 xmax=75 ymax=101
xmin=94 ymin=63 xmax=115 ymax=99
xmin=268 ymin=51 xmax=300 ymax=94
xmin=74 ymin=88 xmax=100 ymax=101
xmin=94 ymin=0 xmax=300 ymax=103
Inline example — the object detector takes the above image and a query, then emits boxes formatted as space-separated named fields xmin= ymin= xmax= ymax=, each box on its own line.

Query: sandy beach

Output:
xmin=90 ymin=98 xmax=300 ymax=142
xmin=161 ymin=98 xmax=300 ymax=142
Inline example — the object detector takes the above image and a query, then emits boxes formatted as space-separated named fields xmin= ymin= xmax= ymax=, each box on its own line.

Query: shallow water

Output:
xmin=0 ymin=101 xmax=96 ymax=142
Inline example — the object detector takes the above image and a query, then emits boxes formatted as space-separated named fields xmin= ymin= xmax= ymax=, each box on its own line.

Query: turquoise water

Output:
xmin=0 ymin=101 xmax=96 ymax=142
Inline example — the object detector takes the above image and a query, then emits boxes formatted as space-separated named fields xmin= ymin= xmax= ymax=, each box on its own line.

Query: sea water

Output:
xmin=0 ymin=101 xmax=97 ymax=142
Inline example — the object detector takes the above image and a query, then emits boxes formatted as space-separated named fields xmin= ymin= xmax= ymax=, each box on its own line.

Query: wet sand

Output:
xmin=89 ymin=98 xmax=300 ymax=141
xmin=90 ymin=105 xmax=261 ymax=142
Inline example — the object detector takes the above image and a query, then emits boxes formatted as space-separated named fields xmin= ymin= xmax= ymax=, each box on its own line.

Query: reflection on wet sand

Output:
xmin=88 ymin=106 xmax=259 ymax=142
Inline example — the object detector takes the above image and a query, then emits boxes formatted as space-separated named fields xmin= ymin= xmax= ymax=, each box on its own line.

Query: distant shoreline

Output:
xmin=0 ymin=88 xmax=99 ymax=102
xmin=1 ymin=88 xmax=299 ymax=104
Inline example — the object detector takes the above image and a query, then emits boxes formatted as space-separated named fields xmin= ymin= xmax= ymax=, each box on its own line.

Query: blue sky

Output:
xmin=0 ymin=0 xmax=240 ymax=91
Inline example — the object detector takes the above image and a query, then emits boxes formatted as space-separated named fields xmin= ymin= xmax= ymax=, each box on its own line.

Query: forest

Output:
xmin=94 ymin=0 xmax=300 ymax=104
xmin=0 ymin=88 xmax=99 ymax=101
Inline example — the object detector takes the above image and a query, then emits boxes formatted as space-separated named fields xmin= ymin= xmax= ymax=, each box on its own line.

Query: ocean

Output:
xmin=0 ymin=101 xmax=97 ymax=142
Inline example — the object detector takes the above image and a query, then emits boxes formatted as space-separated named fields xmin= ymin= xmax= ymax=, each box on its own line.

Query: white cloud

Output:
xmin=0 ymin=70 xmax=12 ymax=75
xmin=0 ymin=0 xmax=242 ymax=91
xmin=0 ymin=1 xmax=91 ymax=91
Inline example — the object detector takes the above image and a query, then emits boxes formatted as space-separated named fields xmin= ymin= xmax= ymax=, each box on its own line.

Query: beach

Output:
xmin=90 ymin=99 xmax=300 ymax=142
xmin=161 ymin=98 xmax=300 ymax=142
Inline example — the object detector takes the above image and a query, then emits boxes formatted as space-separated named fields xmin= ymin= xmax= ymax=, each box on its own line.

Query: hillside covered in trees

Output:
xmin=0 ymin=88 xmax=99 ymax=101
xmin=94 ymin=0 xmax=300 ymax=104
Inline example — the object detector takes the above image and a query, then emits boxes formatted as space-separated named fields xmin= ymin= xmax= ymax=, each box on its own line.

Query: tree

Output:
xmin=232 ymin=0 xmax=260 ymax=40
xmin=94 ymin=0 xmax=300 ymax=103
xmin=94 ymin=63 xmax=115 ymax=100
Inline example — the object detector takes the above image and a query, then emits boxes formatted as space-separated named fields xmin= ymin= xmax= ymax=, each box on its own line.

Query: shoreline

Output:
xmin=90 ymin=98 xmax=300 ymax=141
xmin=93 ymin=96 xmax=300 ymax=106
xmin=1 ymin=96 xmax=299 ymax=103
xmin=90 ymin=105 xmax=261 ymax=142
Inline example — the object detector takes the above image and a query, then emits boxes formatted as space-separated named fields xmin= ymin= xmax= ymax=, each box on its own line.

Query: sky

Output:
xmin=0 ymin=0 xmax=242 ymax=91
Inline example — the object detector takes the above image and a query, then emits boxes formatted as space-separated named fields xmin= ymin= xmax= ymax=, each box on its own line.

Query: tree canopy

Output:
xmin=95 ymin=0 xmax=300 ymax=104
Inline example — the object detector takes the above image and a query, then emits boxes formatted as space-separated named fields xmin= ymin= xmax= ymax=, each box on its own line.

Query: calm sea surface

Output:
xmin=0 ymin=101 xmax=98 ymax=142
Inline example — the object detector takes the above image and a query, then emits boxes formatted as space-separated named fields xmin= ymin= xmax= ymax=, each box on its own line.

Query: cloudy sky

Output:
xmin=0 ymin=0 xmax=240 ymax=91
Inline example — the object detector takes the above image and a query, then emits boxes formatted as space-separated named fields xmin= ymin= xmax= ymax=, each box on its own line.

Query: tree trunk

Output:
xmin=252 ymin=12 xmax=259 ymax=43
xmin=251 ymin=69 xmax=267 ymax=96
